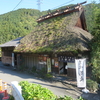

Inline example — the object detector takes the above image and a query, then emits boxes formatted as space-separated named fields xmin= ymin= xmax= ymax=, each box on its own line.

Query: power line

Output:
xmin=12 ymin=0 xmax=23 ymax=11
xmin=50 ymin=0 xmax=74 ymax=10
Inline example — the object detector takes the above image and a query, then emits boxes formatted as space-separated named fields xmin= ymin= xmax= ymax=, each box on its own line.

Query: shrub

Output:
xmin=36 ymin=67 xmax=48 ymax=78
xmin=86 ymin=79 xmax=98 ymax=92
xmin=18 ymin=64 xmax=26 ymax=71
xmin=56 ymin=96 xmax=85 ymax=100
xmin=31 ymin=66 xmax=36 ymax=72
xmin=91 ymin=58 xmax=100 ymax=83
xmin=19 ymin=81 xmax=56 ymax=100
xmin=56 ymin=96 xmax=73 ymax=100
xmin=19 ymin=81 xmax=85 ymax=100
xmin=9 ymin=95 xmax=15 ymax=100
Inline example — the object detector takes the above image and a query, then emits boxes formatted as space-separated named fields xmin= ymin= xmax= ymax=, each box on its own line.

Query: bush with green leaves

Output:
xmin=86 ymin=79 xmax=98 ymax=92
xmin=19 ymin=81 xmax=85 ymax=100
xmin=56 ymin=96 xmax=85 ymax=100
xmin=19 ymin=81 xmax=56 ymax=100
xmin=56 ymin=96 xmax=73 ymax=100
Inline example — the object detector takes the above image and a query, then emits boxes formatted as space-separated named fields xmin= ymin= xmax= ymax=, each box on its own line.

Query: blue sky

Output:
xmin=0 ymin=0 xmax=99 ymax=15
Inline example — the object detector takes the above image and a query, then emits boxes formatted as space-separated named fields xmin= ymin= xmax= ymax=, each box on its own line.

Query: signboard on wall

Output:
xmin=55 ymin=62 xmax=58 ymax=67
xmin=47 ymin=58 xmax=51 ymax=73
xmin=58 ymin=56 xmax=75 ymax=63
xmin=52 ymin=59 xmax=54 ymax=65
xmin=38 ymin=55 xmax=47 ymax=65
xmin=67 ymin=63 xmax=75 ymax=69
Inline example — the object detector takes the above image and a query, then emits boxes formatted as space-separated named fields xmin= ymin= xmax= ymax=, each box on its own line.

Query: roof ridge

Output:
xmin=37 ymin=1 xmax=87 ymax=22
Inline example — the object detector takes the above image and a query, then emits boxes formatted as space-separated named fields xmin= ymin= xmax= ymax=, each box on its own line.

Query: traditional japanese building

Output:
xmin=0 ymin=1 xmax=92 ymax=77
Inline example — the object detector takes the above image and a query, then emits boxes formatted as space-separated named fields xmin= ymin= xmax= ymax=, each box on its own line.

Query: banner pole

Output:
xmin=82 ymin=87 xmax=89 ymax=93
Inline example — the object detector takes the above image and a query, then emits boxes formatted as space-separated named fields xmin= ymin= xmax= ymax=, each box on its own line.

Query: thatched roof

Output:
xmin=14 ymin=6 xmax=92 ymax=53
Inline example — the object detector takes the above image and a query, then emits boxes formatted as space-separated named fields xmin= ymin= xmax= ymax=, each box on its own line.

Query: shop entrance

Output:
xmin=63 ymin=62 xmax=67 ymax=74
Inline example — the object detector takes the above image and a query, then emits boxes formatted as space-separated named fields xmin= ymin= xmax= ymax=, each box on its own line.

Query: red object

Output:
xmin=3 ymin=90 xmax=9 ymax=99
xmin=2 ymin=82 xmax=9 ymax=100
xmin=0 ymin=91 xmax=4 ymax=93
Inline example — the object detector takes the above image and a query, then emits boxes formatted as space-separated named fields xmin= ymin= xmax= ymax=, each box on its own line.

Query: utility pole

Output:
xmin=37 ymin=0 xmax=43 ymax=11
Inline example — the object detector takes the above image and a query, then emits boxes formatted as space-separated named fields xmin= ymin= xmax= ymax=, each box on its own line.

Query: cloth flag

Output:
xmin=75 ymin=58 xmax=86 ymax=88
xmin=47 ymin=58 xmax=51 ymax=73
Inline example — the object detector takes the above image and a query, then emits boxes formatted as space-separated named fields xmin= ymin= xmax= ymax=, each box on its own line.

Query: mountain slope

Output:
xmin=0 ymin=3 xmax=99 ymax=44
xmin=0 ymin=9 xmax=40 ymax=44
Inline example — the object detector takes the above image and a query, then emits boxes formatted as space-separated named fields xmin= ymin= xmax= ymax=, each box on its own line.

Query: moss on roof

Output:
xmin=14 ymin=10 xmax=92 ymax=53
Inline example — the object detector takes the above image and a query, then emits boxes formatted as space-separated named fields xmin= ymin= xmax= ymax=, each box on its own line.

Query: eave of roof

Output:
xmin=0 ymin=37 xmax=23 ymax=48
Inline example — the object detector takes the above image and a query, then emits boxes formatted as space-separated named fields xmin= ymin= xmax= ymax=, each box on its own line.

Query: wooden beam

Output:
xmin=37 ymin=1 xmax=87 ymax=22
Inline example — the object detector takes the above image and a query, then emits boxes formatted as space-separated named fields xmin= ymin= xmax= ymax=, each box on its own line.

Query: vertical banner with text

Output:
xmin=47 ymin=58 xmax=51 ymax=73
xmin=12 ymin=53 xmax=14 ymax=67
xmin=75 ymin=58 xmax=86 ymax=88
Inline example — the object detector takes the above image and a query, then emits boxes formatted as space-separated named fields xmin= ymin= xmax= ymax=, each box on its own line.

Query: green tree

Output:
xmin=84 ymin=1 xmax=100 ymax=33
xmin=0 ymin=8 xmax=41 ymax=44
xmin=91 ymin=8 xmax=100 ymax=83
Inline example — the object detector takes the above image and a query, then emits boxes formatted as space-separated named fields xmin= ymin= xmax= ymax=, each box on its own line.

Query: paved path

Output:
xmin=0 ymin=62 xmax=100 ymax=100
xmin=0 ymin=64 xmax=82 ymax=99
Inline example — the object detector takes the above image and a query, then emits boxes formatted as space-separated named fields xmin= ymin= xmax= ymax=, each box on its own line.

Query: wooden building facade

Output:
xmin=1 ymin=47 xmax=14 ymax=65
xmin=12 ymin=51 xmax=90 ymax=78
xmin=0 ymin=37 xmax=23 ymax=66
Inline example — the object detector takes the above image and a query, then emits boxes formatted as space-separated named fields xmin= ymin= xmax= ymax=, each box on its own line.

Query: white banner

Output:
xmin=75 ymin=58 xmax=86 ymax=88
xmin=47 ymin=58 xmax=51 ymax=73
xmin=12 ymin=53 xmax=14 ymax=67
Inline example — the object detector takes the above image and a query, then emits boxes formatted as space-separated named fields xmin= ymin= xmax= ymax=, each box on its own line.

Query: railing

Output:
xmin=0 ymin=79 xmax=24 ymax=100
xmin=0 ymin=79 xmax=9 ymax=100
xmin=11 ymin=81 xmax=24 ymax=100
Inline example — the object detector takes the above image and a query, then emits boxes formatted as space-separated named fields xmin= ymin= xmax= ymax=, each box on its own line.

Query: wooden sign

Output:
xmin=55 ymin=62 xmax=58 ymax=67
xmin=47 ymin=58 xmax=51 ymax=73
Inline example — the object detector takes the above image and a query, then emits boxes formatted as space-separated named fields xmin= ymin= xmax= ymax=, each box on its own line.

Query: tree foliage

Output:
xmin=90 ymin=6 xmax=100 ymax=83
xmin=84 ymin=2 xmax=100 ymax=33
xmin=0 ymin=3 xmax=99 ymax=45
xmin=0 ymin=9 xmax=41 ymax=44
